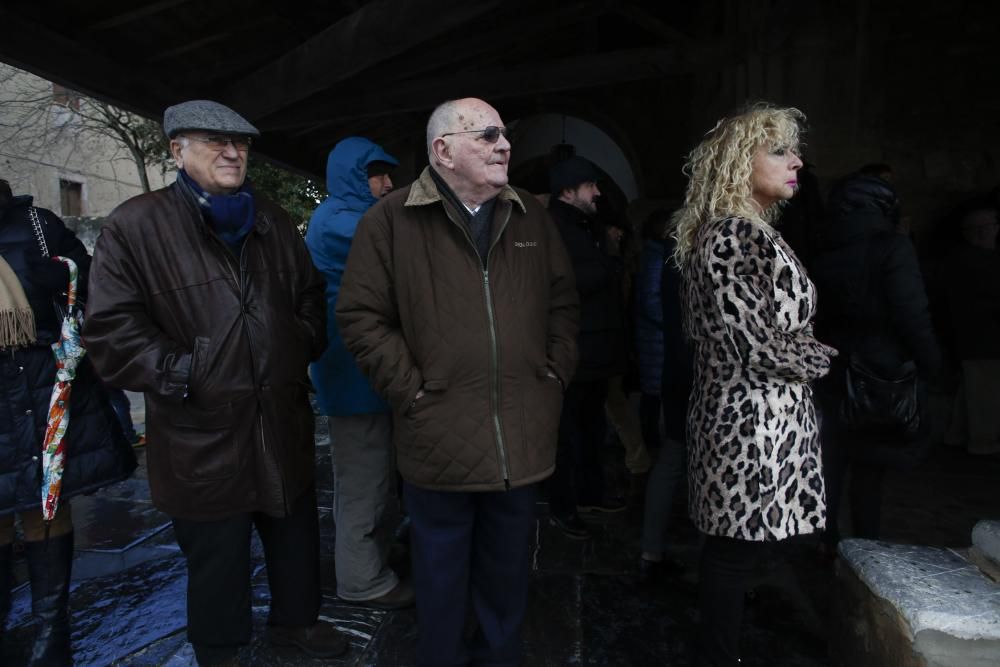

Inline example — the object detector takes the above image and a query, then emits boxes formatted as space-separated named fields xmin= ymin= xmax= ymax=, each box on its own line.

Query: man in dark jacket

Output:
xmin=943 ymin=206 xmax=1000 ymax=454
xmin=82 ymin=101 xmax=343 ymax=665
xmin=1 ymin=178 xmax=136 ymax=665
xmin=546 ymin=156 xmax=628 ymax=540
xmin=336 ymin=98 xmax=578 ymax=666
xmin=305 ymin=137 xmax=414 ymax=609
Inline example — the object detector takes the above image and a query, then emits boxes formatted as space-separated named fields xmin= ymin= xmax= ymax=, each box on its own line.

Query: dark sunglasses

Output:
xmin=440 ymin=126 xmax=509 ymax=144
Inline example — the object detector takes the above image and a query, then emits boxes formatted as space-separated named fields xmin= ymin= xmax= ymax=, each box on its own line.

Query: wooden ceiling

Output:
xmin=0 ymin=1 xmax=706 ymax=177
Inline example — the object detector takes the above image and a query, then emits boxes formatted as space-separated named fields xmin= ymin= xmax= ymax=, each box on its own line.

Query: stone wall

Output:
xmin=0 ymin=64 xmax=172 ymax=218
xmin=62 ymin=216 xmax=105 ymax=254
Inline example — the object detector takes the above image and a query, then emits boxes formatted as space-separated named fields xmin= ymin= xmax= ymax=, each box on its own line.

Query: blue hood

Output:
xmin=322 ymin=136 xmax=398 ymax=215
xmin=305 ymin=137 xmax=397 ymax=417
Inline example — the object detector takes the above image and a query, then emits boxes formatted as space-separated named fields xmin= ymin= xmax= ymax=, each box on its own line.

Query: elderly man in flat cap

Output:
xmin=83 ymin=100 xmax=342 ymax=665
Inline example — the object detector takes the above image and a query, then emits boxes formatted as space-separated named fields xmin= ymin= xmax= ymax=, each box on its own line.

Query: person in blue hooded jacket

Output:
xmin=305 ymin=137 xmax=414 ymax=609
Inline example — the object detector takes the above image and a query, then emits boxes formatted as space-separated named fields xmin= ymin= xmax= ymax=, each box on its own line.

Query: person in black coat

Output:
xmin=0 ymin=178 xmax=136 ymax=665
xmin=634 ymin=211 xmax=669 ymax=453
xmin=942 ymin=205 xmax=1000 ymax=454
xmin=545 ymin=157 xmax=628 ymax=539
xmin=810 ymin=171 xmax=942 ymax=546
xmin=638 ymin=227 xmax=694 ymax=577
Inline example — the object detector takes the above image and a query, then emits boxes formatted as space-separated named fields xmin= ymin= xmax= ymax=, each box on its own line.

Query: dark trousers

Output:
xmin=697 ymin=535 xmax=769 ymax=667
xmin=849 ymin=464 xmax=887 ymax=538
xmin=404 ymin=482 xmax=537 ymax=667
xmin=639 ymin=393 xmax=662 ymax=451
xmin=106 ymin=387 xmax=137 ymax=443
xmin=549 ymin=379 xmax=608 ymax=516
xmin=640 ymin=435 xmax=688 ymax=555
xmin=820 ymin=408 xmax=889 ymax=545
xmin=171 ymin=486 xmax=321 ymax=662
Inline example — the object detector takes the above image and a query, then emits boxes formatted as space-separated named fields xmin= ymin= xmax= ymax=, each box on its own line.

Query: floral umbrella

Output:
xmin=41 ymin=256 xmax=84 ymax=522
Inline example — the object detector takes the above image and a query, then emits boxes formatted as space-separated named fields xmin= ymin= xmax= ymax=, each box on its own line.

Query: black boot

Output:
xmin=24 ymin=531 xmax=74 ymax=666
xmin=1 ymin=541 xmax=12 ymax=655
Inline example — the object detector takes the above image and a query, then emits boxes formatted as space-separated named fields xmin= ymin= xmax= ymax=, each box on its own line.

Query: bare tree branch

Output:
xmin=0 ymin=63 xmax=170 ymax=192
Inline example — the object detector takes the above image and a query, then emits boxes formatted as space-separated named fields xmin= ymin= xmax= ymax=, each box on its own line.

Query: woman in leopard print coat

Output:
xmin=671 ymin=104 xmax=836 ymax=666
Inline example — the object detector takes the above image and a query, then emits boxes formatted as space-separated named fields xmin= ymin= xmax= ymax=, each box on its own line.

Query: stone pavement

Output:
xmin=4 ymin=393 xmax=1000 ymax=665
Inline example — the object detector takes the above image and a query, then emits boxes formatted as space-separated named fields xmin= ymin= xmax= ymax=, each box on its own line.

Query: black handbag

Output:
xmin=841 ymin=354 xmax=920 ymax=436
xmin=838 ymin=237 xmax=921 ymax=436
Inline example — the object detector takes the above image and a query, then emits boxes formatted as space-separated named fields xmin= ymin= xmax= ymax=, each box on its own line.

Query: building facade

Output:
xmin=0 ymin=63 xmax=171 ymax=217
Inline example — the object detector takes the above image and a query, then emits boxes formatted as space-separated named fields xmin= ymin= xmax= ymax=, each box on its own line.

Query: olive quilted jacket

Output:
xmin=336 ymin=168 xmax=579 ymax=491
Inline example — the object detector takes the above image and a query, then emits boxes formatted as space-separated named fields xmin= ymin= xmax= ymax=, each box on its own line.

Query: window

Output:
xmin=59 ymin=180 xmax=83 ymax=216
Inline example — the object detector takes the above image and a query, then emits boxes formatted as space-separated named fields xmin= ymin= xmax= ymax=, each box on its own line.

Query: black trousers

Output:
xmin=548 ymin=378 xmax=608 ymax=517
xmin=639 ymin=392 xmax=662 ymax=451
xmin=697 ymin=535 xmax=769 ymax=667
xmin=818 ymin=390 xmax=891 ymax=545
xmin=171 ymin=486 xmax=321 ymax=661
xmin=822 ymin=441 xmax=887 ymax=544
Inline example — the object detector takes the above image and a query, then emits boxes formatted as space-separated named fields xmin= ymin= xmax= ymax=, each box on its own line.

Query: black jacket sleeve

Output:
xmin=880 ymin=235 xmax=943 ymax=377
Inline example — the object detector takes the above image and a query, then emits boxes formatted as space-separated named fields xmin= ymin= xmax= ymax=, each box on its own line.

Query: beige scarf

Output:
xmin=0 ymin=255 xmax=36 ymax=347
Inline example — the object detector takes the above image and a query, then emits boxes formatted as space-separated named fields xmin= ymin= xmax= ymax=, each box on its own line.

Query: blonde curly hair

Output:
xmin=670 ymin=103 xmax=805 ymax=266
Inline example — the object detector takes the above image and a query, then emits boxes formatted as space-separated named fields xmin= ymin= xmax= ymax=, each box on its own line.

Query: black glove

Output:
xmin=26 ymin=257 xmax=70 ymax=294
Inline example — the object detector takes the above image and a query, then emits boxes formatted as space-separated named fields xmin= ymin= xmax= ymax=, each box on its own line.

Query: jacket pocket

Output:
xmin=423 ymin=379 xmax=449 ymax=392
xmin=168 ymin=402 xmax=238 ymax=482
xmin=407 ymin=378 xmax=449 ymax=417
xmin=521 ymin=368 xmax=562 ymax=458
xmin=189 ymin=336 xmax=210 ymax=394
xmin=536 ymin=366 xmax=564 ymax=388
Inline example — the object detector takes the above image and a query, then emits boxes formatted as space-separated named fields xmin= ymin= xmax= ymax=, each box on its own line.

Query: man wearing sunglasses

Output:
xmin=337 ymin=98 xmax=579 ymax=666
xmin=83 ymin=100 xmax=344 ymax=665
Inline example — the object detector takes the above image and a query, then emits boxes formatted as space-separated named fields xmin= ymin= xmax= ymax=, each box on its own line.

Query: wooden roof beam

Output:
xmin=367 ymin=1 xmax=605 ymax=86
xmin=273 ymin=47 xmax=679 ymax=136
xmin=87 ymin=0 xmax=193 ymax=32
xmin=0 ymin=7 xmax=183 ymax=117
xmin=222 ymin=0 xmax=501 ymax=121
xmin=147 ymin=31 xmax=233 ymax=63
xmin=608 ymin=3 xmax=696 ymax=47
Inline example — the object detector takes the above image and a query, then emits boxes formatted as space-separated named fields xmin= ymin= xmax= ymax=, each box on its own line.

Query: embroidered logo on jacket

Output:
xmin=513 ymin=241 xmax=538 ymax=248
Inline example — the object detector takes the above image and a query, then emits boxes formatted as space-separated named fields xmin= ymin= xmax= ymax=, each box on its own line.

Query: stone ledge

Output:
xmin=833 ymin=539 xmax=1000 ymax=667
xmin=840 ymin=540 xmax=1000 ymax=641
xmin=972 ymin=520 xmax=1000 ymax=568
xmin=969 ymin=548 xmax=1000 ymax=584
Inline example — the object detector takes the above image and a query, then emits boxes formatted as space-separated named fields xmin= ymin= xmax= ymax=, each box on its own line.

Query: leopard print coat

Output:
xmin=682 ymin=216 xmax=834 ymax=541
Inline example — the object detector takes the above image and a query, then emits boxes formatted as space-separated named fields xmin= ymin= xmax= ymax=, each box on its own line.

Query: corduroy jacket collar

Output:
xmin=405 ymin=166 xmax=526 ymax=214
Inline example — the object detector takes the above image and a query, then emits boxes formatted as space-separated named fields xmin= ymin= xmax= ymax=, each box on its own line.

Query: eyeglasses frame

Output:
xmin=179 ymin=133 xmax=253 ymax=151
xmin=439 ymin=126 xmax=509 ymax=144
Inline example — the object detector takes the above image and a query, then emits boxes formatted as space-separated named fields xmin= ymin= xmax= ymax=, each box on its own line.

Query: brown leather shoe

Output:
xmin=265 ymin=621 xmax=349 ymax=658
xmin=356 ymin=579 xmax=415 ymax=610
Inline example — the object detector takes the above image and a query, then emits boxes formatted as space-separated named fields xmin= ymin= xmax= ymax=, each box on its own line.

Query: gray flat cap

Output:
xmin=163 ymin=100 xmax=260 ymax=138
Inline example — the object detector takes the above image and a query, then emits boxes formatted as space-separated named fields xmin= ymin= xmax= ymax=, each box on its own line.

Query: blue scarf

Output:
xmin=178 ymin=170 xmax=256 ymax=251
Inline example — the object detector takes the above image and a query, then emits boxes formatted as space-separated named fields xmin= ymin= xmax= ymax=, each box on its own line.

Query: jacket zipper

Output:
xmin=237 ymin=223 xmax=289 ymax=514
xmin=211 ymin=216 xmax=289 ymax=515
xmin=236 ymin=239 xmax=264 ymax=454
xmin=443 ymin=202 xmax=514 ymax=488
xmin=481 ymin=269 xmax=508 ymax=487
xmin=180 ymin=183 xmax=278 ymax=488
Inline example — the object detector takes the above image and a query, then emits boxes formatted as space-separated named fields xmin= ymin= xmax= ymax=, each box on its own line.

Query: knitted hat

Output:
xmin=163 ymin=100 xmax=260 ymax=139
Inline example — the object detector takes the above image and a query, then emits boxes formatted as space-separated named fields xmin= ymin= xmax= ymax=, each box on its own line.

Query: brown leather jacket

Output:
xmin=336 ymin=167 xmax=578 ymax=491
xmin=82 ymin=181 xmax=326 ymax=520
